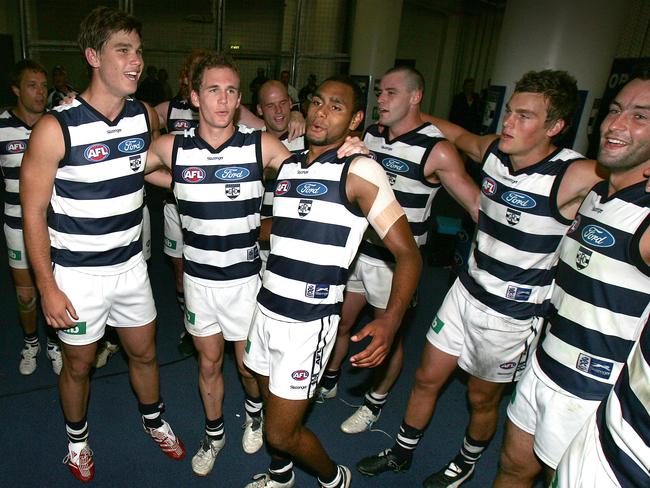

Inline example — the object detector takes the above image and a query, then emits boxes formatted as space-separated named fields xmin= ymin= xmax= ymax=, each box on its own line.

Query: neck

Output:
xmin=387 ymin=111 xmax=422 ymax=140
xmin=509 ymin=142 xmax=556 ymax=171
xmin=198 ymin=123 xmax=236 ymax=148
xmin=267 ymin=127 xmax=287 ymax=139
xmin=81 ymin=84 xmax=126 ymax=121
xmin=13 ymin=105 xmax=43 ymax=127
xmin=607 ymin=161 xmax=650 ymax=196
xmin=307 ymin=141 xmax=341 ymax=164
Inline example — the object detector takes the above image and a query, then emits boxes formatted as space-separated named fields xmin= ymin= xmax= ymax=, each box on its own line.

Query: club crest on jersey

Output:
xmin=305 ymin=283 xmax=329 ymax=299
xmin=382 ymin=158 xmax=409 ymax=173
xmin=298 ymin=199 xmax=312 ymax=217
xmin=581 ymin=224 xmax=615 ymax=248
xmin=291 ymin=370 xmax=309 ymax=381
xmin=297 ymin=182 xmax=328 ymax=197
xmin=275 ymin=180 xmax=291 ymax=195
xmin=247 ymin=246 xmax=259 ymax=261
xmin=129 ymin=155 xmax=142 ymax=171
xmin=225 ymin=183 xmax=240 ymax=199
xmin=6 ymin=140 xmax=26 ymax=153
xmin=118 ymin=137 xmax=145 ymax=154
xmin=506 ymin=208 xmax=521 ymax=225
xmin=506 ymin=285 xmax=531 ymax=301
xmin=568 ymin=215 xmax=581 ymax=234
xmin=502 ymin=191 xmax=536 ymax=209
xmin=481 ymin=177 xmax=497 ymax=196
xmin=182 ymin=166 xmax=206 ymax=183
xmin=215 ymin=167 xmax=250 ymax=181
xmin=576 ymin=353 xmax=613 ymax=380
xmin=84 ymin=143 xmax=110 ymax=162
xmin=576 ymin=246 xmax=592 ymax=270
xmin=387 ymin=172 xmax=397 ymax=186
xmin=173 ymin=120 xmax=191 ymax=130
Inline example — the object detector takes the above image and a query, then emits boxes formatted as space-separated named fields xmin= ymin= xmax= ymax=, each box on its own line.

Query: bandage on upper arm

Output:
xmin=349 ymin=157 xmax=404 ymax=239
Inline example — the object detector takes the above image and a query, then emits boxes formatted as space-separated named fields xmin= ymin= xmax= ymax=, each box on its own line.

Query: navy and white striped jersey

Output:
xmin=0 ymin=110 xmax=32 ymax=229
xmin=595 ymin=304 xmax=650 ymax=487
xmin=166 ymin=96 xmax=198 ymax=136
xmin=257 ymin=149 xmax=369 ymax=322
xmin=48 ymin=97 xmax=150 ymax=273
xmin=459 ymin=140 xmax=584 ymax=319
xmin=172 ymin=127 xmax=264 ymax=283
xmin=359 ymin=123 xmax=442 ymax=263
xmin=534 ymin=180 xmax=650 ymax=401
xmin=261 ymin=133 xmax=305 ymax=220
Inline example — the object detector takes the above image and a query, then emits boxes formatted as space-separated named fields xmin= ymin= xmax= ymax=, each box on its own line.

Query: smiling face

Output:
xmin=257 ymin=81 xmax=291 ymax=136
xmin=306 ymin=80 xmax=363 ymax=148
xmin=13 ymin=69 xmax=48 ymax=115
xmin=191 ymin=66 xmax=241 ymax=130
xmin=599 ymin=78 xmax=650 ymax=172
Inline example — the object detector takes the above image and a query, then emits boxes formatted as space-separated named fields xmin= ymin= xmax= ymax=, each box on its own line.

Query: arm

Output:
xmin=425 ymin=140 xmax=480 ymax=222
xmin=287 ymin=111 xmax=305 ymax=141
xmin=346 ymin=157 xmax=422 ymax=368
xmin=556 ymin=158 xmax=606 ymax=220
xmin=237 ymin=105 xmax=265 ymax=129
xmin=420 ymin=112 xmax=497 ymax=163
xmin=261 ymin=132 xmax=292 ymax=171
xmin=20 ymin=115 xmax=78 ymax=328
xmin=154 ymin=100 xmax=170 ymax=128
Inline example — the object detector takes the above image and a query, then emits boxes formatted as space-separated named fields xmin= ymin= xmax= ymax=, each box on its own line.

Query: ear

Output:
xmin=190 ymin=89 xmax=200 ymax=109
xmin=236 ymin=91 xmax=241 ymax=109
xmin=546 ymin=118 xmax=565 ymax=139
xmin=11 ymin=85 xmax=20 ymax=98
xmin=410 ymin=89 xmax=423 ymax=106
xmin=349 ymin=110 xmax=364 ymax=131
xmin=257 ymin=104 xmax=263 ymax=117
xmin=85 ymin=47 xmax=100 ymax=69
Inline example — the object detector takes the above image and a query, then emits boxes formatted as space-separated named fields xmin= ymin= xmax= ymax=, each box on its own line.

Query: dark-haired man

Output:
xmin=1 ymin=59 xmax=63 ymax=376
xmin=243 ymin=76 xmax=422 ymax=488
xmin=357 ymin=70 xmax=604 ymax=487
xmin=20 ymin=7 xmax=184 ymax=482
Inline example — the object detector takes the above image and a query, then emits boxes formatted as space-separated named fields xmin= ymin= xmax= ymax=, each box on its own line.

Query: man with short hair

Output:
xmin=494 ymin=70 xmax=650 ymax=488
xmin=1 ymin=59 xmax=62 ymax=376
xmin=20 ymin=7 xmax=185 ymax=482
xmin=243 ymin=75 xmax=422 ymax=488
xmin=357 ymin=70 xmax=604 ymax=487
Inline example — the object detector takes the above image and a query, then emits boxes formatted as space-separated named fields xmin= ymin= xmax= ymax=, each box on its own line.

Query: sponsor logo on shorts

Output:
xmin=182 ymin=167 xmax=205 ymax=183
xmin=382 ymin=158 xmax=409 ymax=173
xmin=291 ymin=370 xmax=310 ymax=381
xmin=576 ymin=246 xmax=592 ymax=270
xmin=481 ymin=177 xmax=496 ymax=196
xmin=576 ymin=353 xmax=613 ymax=380
xmin=386 ymin=172 xmax=397 ymax=186
xmin=501 ymin=191 xmax=536 ymax=209
xmin=62 ymin=322 xmax=87 ymax=335
xmin=509 ymin=388 xmax=517 ymax=405
xmin=505 ymin=208 xmax=521 ymax=226
xmin=8 ymin=248 xmax=21 ymax=260
xmin=225 ymin=183 xmax=240 ymax=199
xmin=185 ymin=309 xmax=196 ymax=325
xmin=118 ymin=137 xmax=145 ymax=154
xmin=431 ymin=315 xmax=444 ymax=334
xmin=214 ymin=167 xmax=250 ymax=181
xmin=245 ymin=338 xmax=251 ymax=354
xmin=581 ymin=225 xmax=615 ymax=248
xmin=305 ymin=283 xmax=329 ymax=299
xmin=298 ymin=199 xmax=312 ymax=217
xmin=173 ymin=120 xmax=191 ymax=131
xmin=6 ymin=140 xmax=26 ymax=153
xmin=164 ymin=238 xmax=177 ymax=250
xmin=499 ymin=361 xmax=516 ymax=370
xmin=129 ymin=155 xmax=142 ymax=171
xmin=505 ymin=285 xmax=531 ymax=301
xmin=247 ymin=246 xmax=259 ymax=261
xmin=296 ymin=182 xmax=328 ymax=197
xmin=568 ymin=215 xmax=581 ymax=234
xmin=84 ymin=143 xmax=110 ymax=162
xmin=275 ymin=180 xmax=291 ymax=195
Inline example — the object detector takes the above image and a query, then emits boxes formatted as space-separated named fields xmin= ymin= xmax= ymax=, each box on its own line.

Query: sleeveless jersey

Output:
xmin=459 ymin=140 xmax=584 ymax=319
xmin=534 ymin=180 xmax=650 ymax=400
xmin=596 ymin=304 xmax=650 ymax=487
xmin=257 ymin=149 xmax=369 ymax=322
xmin=48 ymin=97 xmax=150 ymax=273
xmin=0 ymin=110 xmax=32 ymax=229
xmin=166 ymin=96 xmax=199 ymax=135
xmin=172 ymin=126 xmax=264 ymax=283
xmin=359 ymin=123 xmax=442 ymax=263
xmin=261 ymin=133 xmax=306 ymax=219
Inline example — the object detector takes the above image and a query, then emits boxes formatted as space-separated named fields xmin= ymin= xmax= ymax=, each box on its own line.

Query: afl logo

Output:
xmin=6 ymin=141 xmax=26 ymax=153
xmin=84 ymin=143 xmax=110 ymax=162
xmin=182 ymin=167 xmax=206 ymax=183
xmin=275 ymin=180 xmax=291 ymax=195
xmin=501 ymin=191 xmax=537 ymax=209
xmin=500 ymin=362 xmax=516 ymax=370
xmin=214 ymin=167 xmax=250 ymax=181
xmin=368 ymin=151 xmax=378 ymax=161
xmin=296 ymin=182 xmax=328 ymax=196
xmin=382 ymin=158 xmax=409 ymax=173
xmin=482 ymin=177 xmax=496 ymax=196
xmin=291 ymin=370 xmax=310 ymax=381
xmin=568 ymin=215 xmax=581 ymax=234
xmin=581 ymin=225 xmax=615 ymax=248
xmin=173 ymin=120 xmax=191 ymax=130
xmin=118 ymin=137 xmax=145 ymax=153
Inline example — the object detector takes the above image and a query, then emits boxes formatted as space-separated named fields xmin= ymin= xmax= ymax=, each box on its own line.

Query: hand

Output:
xmin=349 ymin=317 xmax=397 ymax=368
xmin=287 ymin=111 xmax=306 ymax=140
xmin=40 ymin=283 xmax=79 ymax=329
xmin=59 ymin=91 xmax=77 ymax=106
xmin=337 ymin=135 xmax=369 ymax=158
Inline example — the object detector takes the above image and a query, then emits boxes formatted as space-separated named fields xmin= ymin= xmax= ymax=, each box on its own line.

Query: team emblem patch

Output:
xmin=386 ymin=172 xmax=397 ymax=186
xmin=225 ymin=183 xmax=240 ymax=199
xmin=506 ymin=285 xmax=531 ymax=301
xmin=305 ymin=283 xmax=329 ymax=299
xmin=84 ymin=143 xmax=110 ymax=162
xmin=275 ymin=180 xmax=291 ymax=195
xmin=481 ymin=177 xmax=497 ymax=196
xmin=575 ymin=246 xmax=592 ymax=270
xmin=505 ymin=208 xmax=521 ymax=225
xmin=576 ymin=353 xmax=613 ymax=379
xmin=247 ymin=246 xmax=259 ymax=261
xmin=298 ymin=199 xmax=312 ymax=217
xmin=129 ymin=155 xmax=142 ymax=171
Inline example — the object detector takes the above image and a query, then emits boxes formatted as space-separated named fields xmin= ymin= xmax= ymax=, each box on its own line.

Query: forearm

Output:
xmin=383 ymin=250 xmax=422 ymax=327
xmin=144 ymin=167 xmax=171 ymax=188
xmin=23 ymin=211 xmax=56 ymax=291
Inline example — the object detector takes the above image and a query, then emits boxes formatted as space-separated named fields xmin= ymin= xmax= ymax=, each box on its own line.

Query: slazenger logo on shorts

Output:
xmin=291 ymin=370 xmax=309 ymax=381
xmin=6 ymin=140 xmax=26 ymax=153
xmin=84 ymin=143 xmax=110 ymax=162
xmin=62 ymin=322 xmax=87 ymax=335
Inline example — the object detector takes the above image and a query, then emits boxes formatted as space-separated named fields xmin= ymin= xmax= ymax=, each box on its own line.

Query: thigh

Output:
xmin=193 ymin=333 xmax=225 ymax=364
xmin=107 ymin=260 xmax=157 ymax=328
xmin=117 ymin=320 xmax=156 ymax=359
xmin=163 ymin=202 xmax=183 ymax=258
xmin=358 ymin=260 xmax=394 ymax=309
xmin=4 ymin=224 xmax=29 ymax=269
xmin=339 ymin=290 xmax=368 ymax=333
xmin=426 ymin=278 xmax=466 ymax=356
xmin=183 ymin=275 xmax=222 ymax=336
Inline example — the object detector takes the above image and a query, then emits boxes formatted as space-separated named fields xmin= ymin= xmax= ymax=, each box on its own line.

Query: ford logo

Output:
xmin=214 ymin=167 xmax=250 ymax=181
xmin=581 ymin=225 xmax=615 ymax=248
xmin=291 ymin=370 xmax=310 ymax=381
xmin=182 ymin=167 xmax=206 ymax=183
xmin=6 ymin=141 xmax=26 ymax=153
xmin=118 ymin=137 xmax=145 ymax=153
xmin=501 ymin=191 xmax=536 ymax=209
xmin=382 ymin=158 xmax=408 ymax=173
xmin=84 ymin=143 xmax=110 ymax=162
xmin=296 ymin=182 xmax=328 ymax=196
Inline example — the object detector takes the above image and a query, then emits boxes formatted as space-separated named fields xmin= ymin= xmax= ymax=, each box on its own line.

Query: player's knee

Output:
xmin=16 ymin=286 xmax=37 ymax=313
xmin=413 ymin=364 xmax=444 ymax=393
xmin=265 ymin=424 xmax=299 ymax=453
xmin=498 ymin=442 xmax=534 ymax=479
xmin=468 ymin=387 xmax=500 ymax=412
